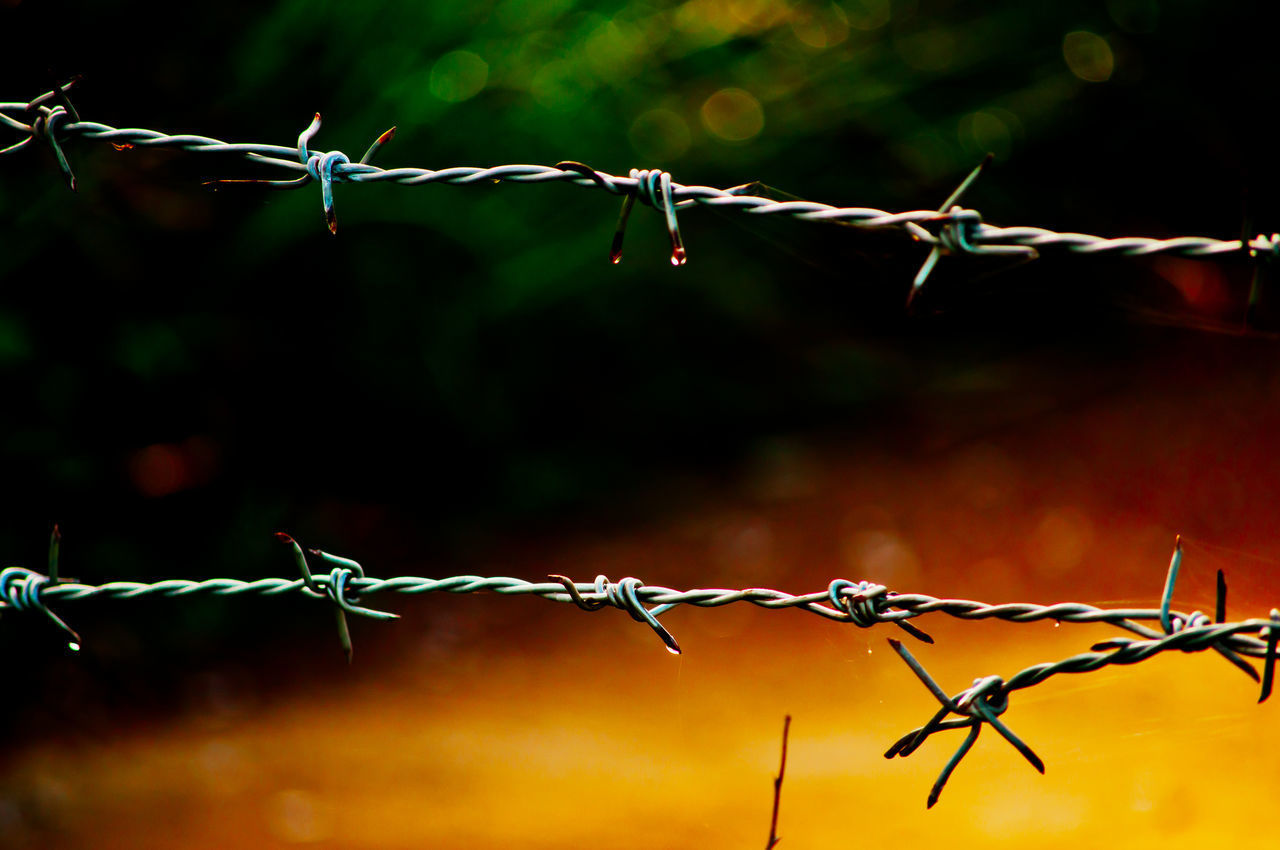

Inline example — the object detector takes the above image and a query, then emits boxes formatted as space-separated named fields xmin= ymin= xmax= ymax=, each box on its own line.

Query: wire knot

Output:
xmin=828 ymin=578 xmax=933 ymax=642
xmin=884 ymin=639 xmax=1042 ymax=808
xmin=1 ymin=80 xmax=82 ymax=191
xmin=609 ymin=168 xmax=687 ymax=266
xmin=283 ymin=113 xmax=393 ymax=235
xmin=549 ymin=573 xmax=682 ymax=655
xmin=827 ymin=579 xmax=888 ymax=627
xmin=931 ymin=207 xmax=985 ymax=256
xmin=274 ymin=533 xmax=397 ymax=662
xmin=1165 ymin=609 xmax=1212 ymax=637
xmin=0 ymin=566 xmax=82 ymax=648
xmin=952 ymin=674 xmax=1009 ymax=719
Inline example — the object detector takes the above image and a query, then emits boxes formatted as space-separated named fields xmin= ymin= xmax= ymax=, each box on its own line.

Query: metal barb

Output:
xmin=613 ymin=169 xmax=687 ymax=266
xmin=1216 ymin=569 xmax=1227 ymax=624
xmin=556 ymin=574 xmax=683 ymax=654
xmin=906 ymin=154 xmax=991 ymax=307
xmin=6 ymin=94 xmax=1280 ymax=286
xmin=554 ymin=161 xmax=612 ymax=191
xmin=548 ymin=574 xmax=608 ymax=610
xmin=274 ymin=533 xmax=397 ymax=663
xmin=6 ymin=527 xmax=1280 ymax=801
xmin=0 ymin=567 xmax=82 ymax=650
xmin=48 ymin=524 xmax=61 ymax=583
xmin=1160 ymin=535 xmax=1182 ymax=634
xmin=827 ymin=579 xmax=933 ymax=642
xmin=1259 ymin=610 xmax=1280 ymax=703
xmin=885 ymin=638 xmax=1041 ymax=807
xmin=360 ymin=127 xmax=396 ymax=165
xmin=1156 ymin=538 xmax=1258 ymax=681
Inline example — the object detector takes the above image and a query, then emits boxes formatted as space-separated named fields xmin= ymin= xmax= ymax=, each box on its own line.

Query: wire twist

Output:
xmin=5 ymin=82 xmax=1277 ymax=295
xmin=2 ymin=530 xmax=1277 ymax=803
xmin=0 ymin=566 xmax=81 ymax=648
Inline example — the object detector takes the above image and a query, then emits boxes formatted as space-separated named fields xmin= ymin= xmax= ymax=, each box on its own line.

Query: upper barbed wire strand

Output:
xmin=4 ymin=101 xmax=1279 ymax=260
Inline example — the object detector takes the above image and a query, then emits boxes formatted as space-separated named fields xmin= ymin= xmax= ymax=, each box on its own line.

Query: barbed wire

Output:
xmin=1 ymin=529 xmax=1277 ymax=806
xmin=3 ymin=80 xmax=1278 ymax=304
xmin=5 ymin=81 xmax=1280 ymax=807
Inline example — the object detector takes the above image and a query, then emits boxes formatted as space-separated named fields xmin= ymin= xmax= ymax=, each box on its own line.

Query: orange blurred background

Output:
xmin=4 ymin=321 xmax=1279 ymax=849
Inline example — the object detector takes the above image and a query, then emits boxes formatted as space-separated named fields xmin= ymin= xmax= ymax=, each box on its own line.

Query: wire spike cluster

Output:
xmin=884 ymin=638 xmax=1043 ymax=809
xmin=3 ymin=530 xmax=1278 ymax=805
xmin=274 ymin=532 xmax=397 ymax=663
xmin=6 ymin=82 xmax=1280 ymax=300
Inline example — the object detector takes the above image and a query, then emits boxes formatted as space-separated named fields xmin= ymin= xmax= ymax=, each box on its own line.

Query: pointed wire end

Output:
xmin=1216 ymin=569 xmax=1227 ymax=623
xmin=896 ymin=619 xmax=934 ymax=644
xmin=326 ymin=208 xmax=338 ymax=235
xmin=926 ymin=792 xmax=940 ymax=810
xmin=905 ymin=284 xmax=921 ymax=312
xmin=273 ymin=532 xmax=297 ymax=544
xmin=979 ymin=152 xmax=994 ymax=170
xmin=1174 ymin=533 xmax=1182 ymax=551
xmin=670 ymin=248 xmax=687 ymax=266
xmin=1258 ymin=610 xmax=1279 ymax=703
xmin=378 ymin=126 xmax=397 ymax=145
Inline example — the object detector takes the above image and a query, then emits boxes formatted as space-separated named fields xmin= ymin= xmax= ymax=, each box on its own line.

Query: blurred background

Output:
xmin=2 ymin=0 xmax=1279 ymax=846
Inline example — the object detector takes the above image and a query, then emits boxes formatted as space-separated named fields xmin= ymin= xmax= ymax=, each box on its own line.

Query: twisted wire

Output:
xmin=3 ymin=533 xmax=1279 ymax=805
xmin=5 ymin=88 xmax=1278 ymax=271
xmin=6 ymin=566 xmax=1276 ymax=656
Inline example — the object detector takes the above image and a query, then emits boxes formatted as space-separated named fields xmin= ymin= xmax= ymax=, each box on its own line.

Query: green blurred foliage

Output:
xmin=0 ymin=0 xmax=1272 ymax=672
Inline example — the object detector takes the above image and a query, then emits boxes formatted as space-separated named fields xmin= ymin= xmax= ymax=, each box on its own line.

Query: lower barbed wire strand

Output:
xmin=2 ymin=570 xmax=1270 ymax=658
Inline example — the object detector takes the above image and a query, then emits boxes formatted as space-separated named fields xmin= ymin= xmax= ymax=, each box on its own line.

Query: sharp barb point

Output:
xmin=1216 ymin=569 xmax=1227 ymax=624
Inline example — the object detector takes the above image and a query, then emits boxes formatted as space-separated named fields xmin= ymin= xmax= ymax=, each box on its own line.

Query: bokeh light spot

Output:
xmin=267 ymin=789 xmax=330 ymax=843
xmin=628 ymin=108 xmax=692 ymax=161
xmin=958 ymin=110 xmax=1013 ymax=161
xmin=128 ymin=438 xmax=216 ymax=498
xmin=1063 ymin=31 xmax=1114 ymax=82
xmin=429 ymin=51 xmax=489 ymax=103
xmin=531 ymin=60 xmax=594 ymax=110
xmin=700 ymin=88 xmax=764 ymax=143
xmin=843 ymin=529 xmax=921 ymax=585
xmin=791 ymin=4 xmax=849 ymax=49
xmin=1026 ymin=508 xmax=1095 ymax=577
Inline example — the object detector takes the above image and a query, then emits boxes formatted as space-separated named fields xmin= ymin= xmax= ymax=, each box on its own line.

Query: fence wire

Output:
xmin=5 ymin=82 xmax=1280 ymax=807
xmin=3 ymin=81 xmax=1278 ymax=304
xmin=1 ymin=530 xmax=1277 ymax=807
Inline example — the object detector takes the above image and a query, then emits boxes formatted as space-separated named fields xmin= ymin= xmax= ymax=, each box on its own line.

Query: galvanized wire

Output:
xmin=5 ymin=83 xmax=1280 ymax=804
xmin=2 ymin=532 xmax=1278 ymax=806
xmin=4 ymin=83 xmax=1279 ymax=289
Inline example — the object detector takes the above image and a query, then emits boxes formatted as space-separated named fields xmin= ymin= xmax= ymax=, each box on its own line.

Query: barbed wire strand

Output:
xmin=4 ymin=82 xmax=1279 ymax=306
xmin=5 ymin=82 xmax=1280 ymax=804
xmin=2 ymin=530 xmax=1277 ymax=805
